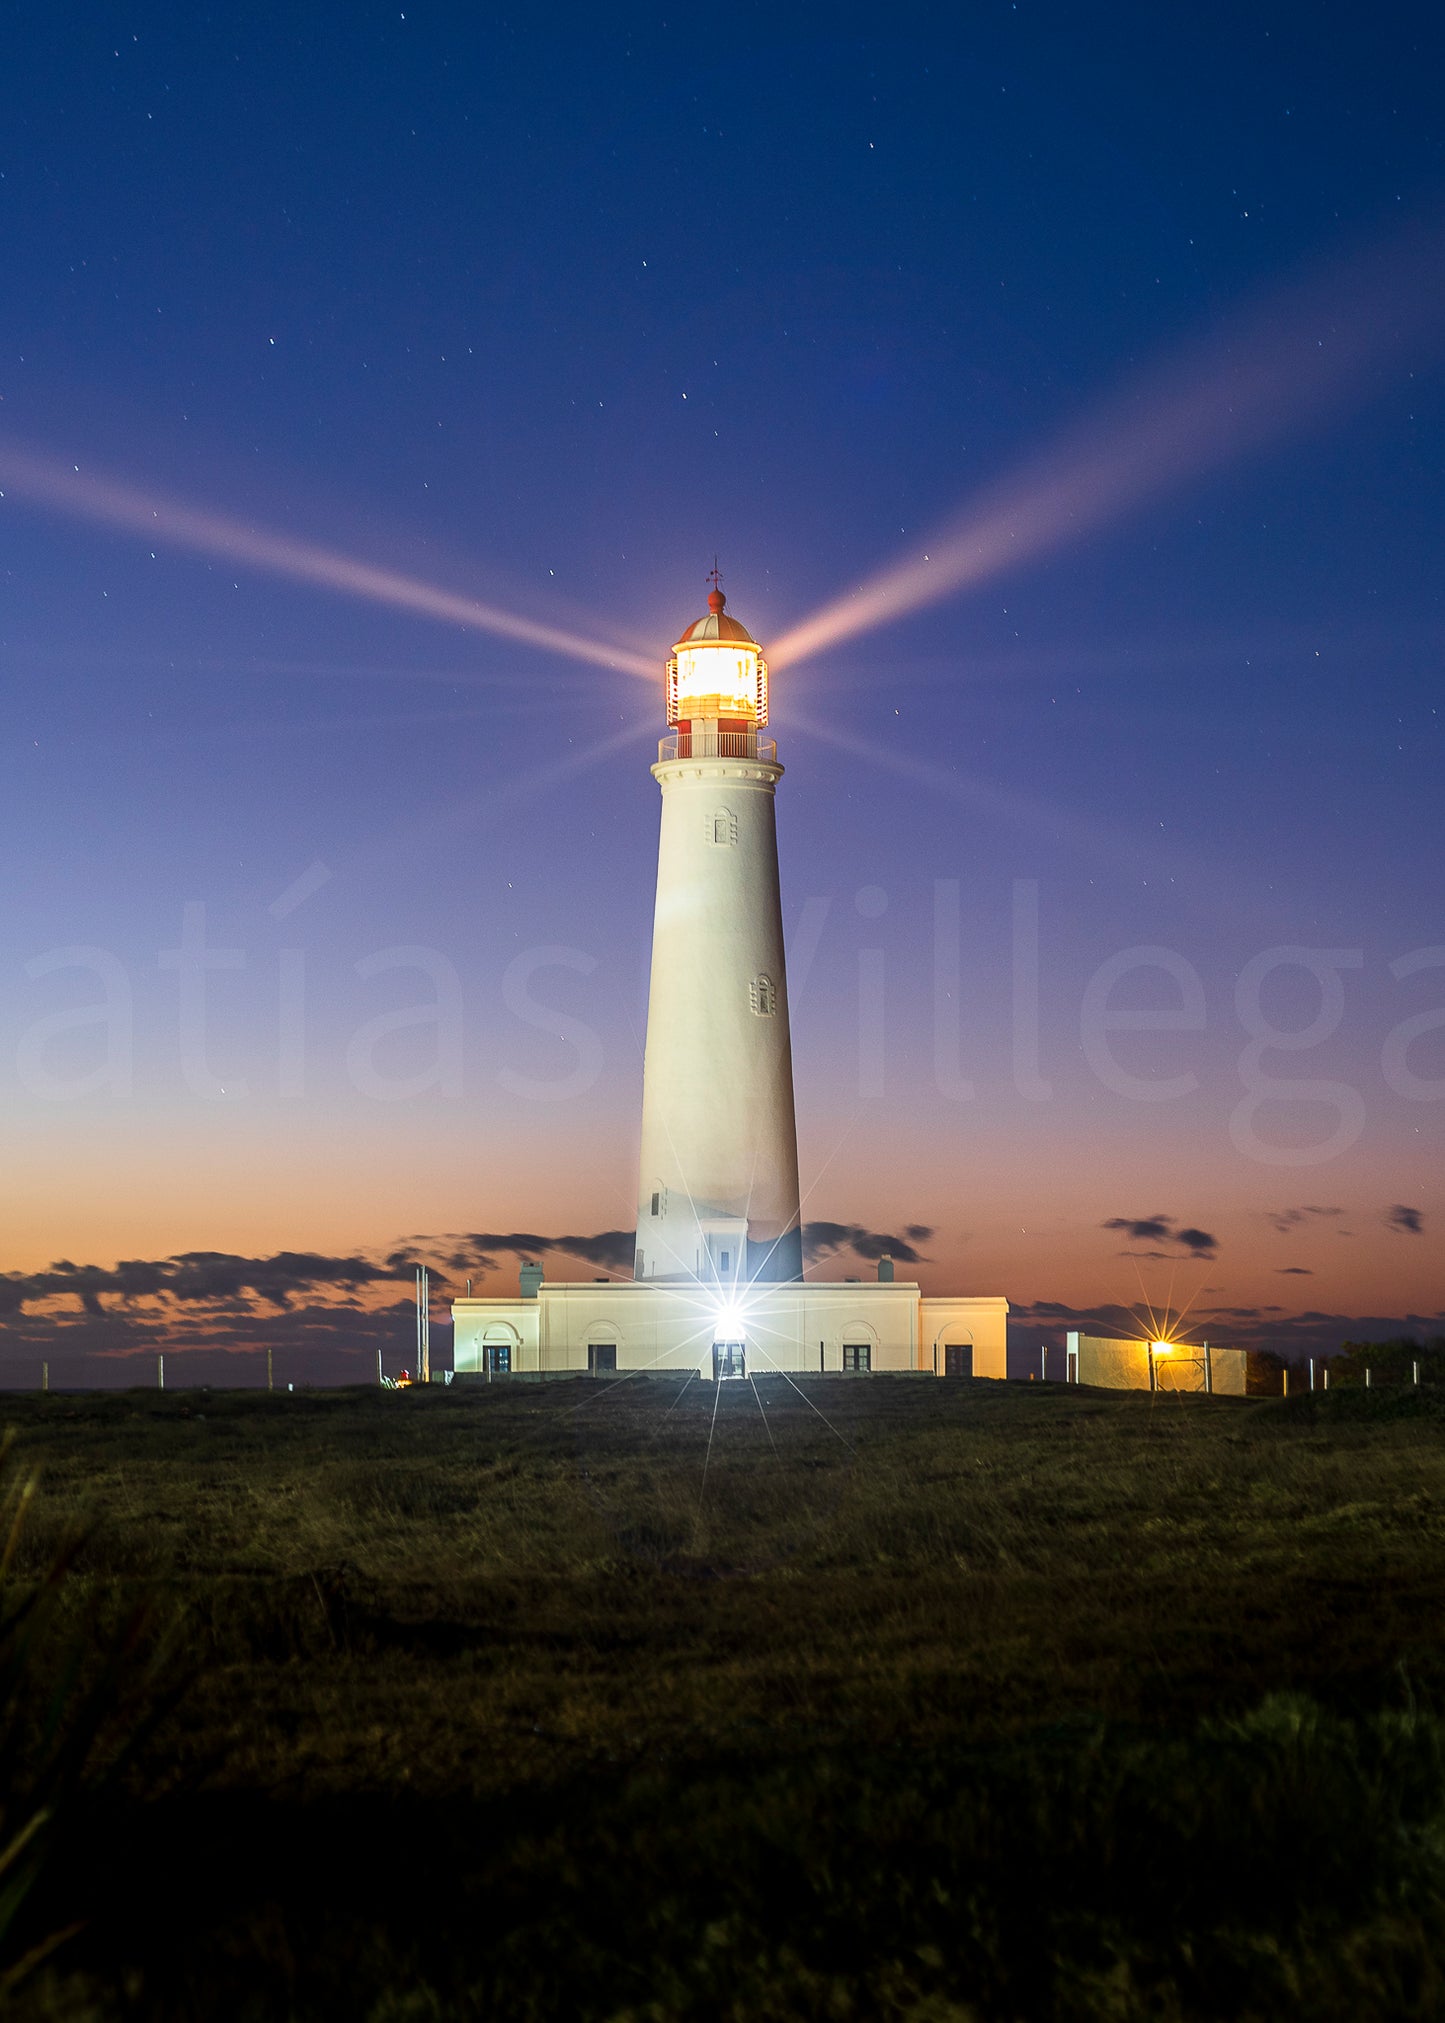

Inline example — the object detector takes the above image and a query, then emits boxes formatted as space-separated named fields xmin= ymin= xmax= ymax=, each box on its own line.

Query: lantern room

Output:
xmin=666 ymin=575 xmax=768 ymax=729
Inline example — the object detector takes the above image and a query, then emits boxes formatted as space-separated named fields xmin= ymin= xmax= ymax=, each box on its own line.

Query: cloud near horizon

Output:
xmin=0 ymin=1250 xmax=397 ymax=1319
xmin=436 ymin=1223 xmax=938 ymax=1273
xmin=1101 ymin=1214 xmax=1218 ymax=1260
xmin=1265 ymin=1205 xmax=1345 ymax=1235
xmin=1386 ymin=1204 xmax=1425 ymax=1235
xmin=438 ymin=1231 xmax=636 ymax=1276
xmin=802 ymin=1222 xmax=934 ymax=1265
xmin=0 ymin=1218 xmax=938 ymax=1335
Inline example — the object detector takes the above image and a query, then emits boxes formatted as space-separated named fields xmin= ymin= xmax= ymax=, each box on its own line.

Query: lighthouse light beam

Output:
xmin=0 ymin=444 xmax=654 ymax=680
xmin=770 ymin=214 xmax=1445 ymax=674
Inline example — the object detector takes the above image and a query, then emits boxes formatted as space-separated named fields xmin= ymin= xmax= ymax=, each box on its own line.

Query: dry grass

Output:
xmin=5 ymin=1375 xmax=1445 ymax=2018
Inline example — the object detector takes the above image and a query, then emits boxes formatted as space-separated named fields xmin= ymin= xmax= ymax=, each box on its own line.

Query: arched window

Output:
xmin=707 ymin=808 xmax=738 ymax=847
xmin=587 ymin=1326 xmax=621 ymax=1376
xmin=840 ymin=1319 xmax=878 ymax=1374
xmin=750 ymin=974 xmax=777 ymax=1017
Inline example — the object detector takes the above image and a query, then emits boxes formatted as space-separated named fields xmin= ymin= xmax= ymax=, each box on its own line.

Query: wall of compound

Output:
xmin=452 ymin=1284 xmax=1008 ymax=1376
xmin=1067 ymin=1333 xmax=1247 ymax=1395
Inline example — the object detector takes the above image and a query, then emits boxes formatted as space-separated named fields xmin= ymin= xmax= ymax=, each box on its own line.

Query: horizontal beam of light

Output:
xmin=0 ymin=445 xmax=655 ymax=679
xmin=770 ymin=214 xmax=1445 ymax=671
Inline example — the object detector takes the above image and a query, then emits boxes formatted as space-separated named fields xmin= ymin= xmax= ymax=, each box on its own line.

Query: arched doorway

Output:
xmin=936 ymin=1332 xmax=974 ymax=1377
xmin=482 ymin=1323 xmax=518 ymax=1376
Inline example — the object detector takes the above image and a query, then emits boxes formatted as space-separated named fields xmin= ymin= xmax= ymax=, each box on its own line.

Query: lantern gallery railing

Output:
xmin=657 ymin=731 xmax=777 ymax=762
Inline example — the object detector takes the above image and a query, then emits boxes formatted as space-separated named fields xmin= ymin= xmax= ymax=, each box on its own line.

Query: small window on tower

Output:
xmin=720 ymin=1251 xmax=730 ymax=1273
xmin=750 ymin=974 xmax=777 ymax=1017
xmin=707 ymin=809 xmax=738 ymax=847
xmin=650 ymin=1191 xmax=660 ymax=1217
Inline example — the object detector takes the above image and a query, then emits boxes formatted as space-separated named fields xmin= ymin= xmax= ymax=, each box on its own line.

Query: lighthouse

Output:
xmin=450 ymin=577 xmax=1008 ymax=1383
xmin=633 ymin=574 xmax=803 ymax=1288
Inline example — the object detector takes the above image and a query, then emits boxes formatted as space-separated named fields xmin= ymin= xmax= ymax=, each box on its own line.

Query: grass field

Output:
xmin=6 ymin=1372 xmax=1445 ymax=2019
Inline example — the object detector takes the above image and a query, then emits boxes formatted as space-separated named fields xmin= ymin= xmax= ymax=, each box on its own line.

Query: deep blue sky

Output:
xmin=3 ymin=3 xmax=1443 ymax=1377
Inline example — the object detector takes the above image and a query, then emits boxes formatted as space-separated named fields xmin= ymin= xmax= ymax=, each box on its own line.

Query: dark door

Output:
xmin=712 ymin=1341 xmax=745 ymax=1381
xmin=588 ymin=1343 xmax=617 ymax=1374
xmin=944 ymin=1343 xmax=973 ymax=1378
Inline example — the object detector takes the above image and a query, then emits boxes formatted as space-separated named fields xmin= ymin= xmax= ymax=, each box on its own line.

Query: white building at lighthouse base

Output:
xmin=452 ymin=1268 xmax=1006 ymax=1382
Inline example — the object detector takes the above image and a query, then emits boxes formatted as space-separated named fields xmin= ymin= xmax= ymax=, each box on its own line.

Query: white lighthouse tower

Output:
xmin=633 ymin=574 xmax=803 ymax=1288
xmin=450 ymin=577 xmax=1008 ymax=1384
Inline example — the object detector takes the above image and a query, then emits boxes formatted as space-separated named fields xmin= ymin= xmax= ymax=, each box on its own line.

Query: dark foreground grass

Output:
xmin=5 ymin=1374 xmax=1445 ymax=2019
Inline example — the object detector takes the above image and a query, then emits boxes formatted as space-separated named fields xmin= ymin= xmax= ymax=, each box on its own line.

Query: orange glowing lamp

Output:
xmin=667 ymin=579 xmax=768 ymax=727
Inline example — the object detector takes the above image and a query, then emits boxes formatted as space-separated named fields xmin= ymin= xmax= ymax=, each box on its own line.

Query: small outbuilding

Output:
xmin=454 ymin=1259 xmax=1007 ymax=1381
xmin=1065 ymin=1333 xmax=1246 ymax=1394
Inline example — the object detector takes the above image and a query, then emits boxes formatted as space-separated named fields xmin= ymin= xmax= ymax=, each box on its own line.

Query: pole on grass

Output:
xmin=377 ymin=1347 xmax=384 ymax=1386
xmin=1366 ymin=1366 xmax=1372 ymax=1391
xmin=267 ymin=1345 xmax=274 ymax=1392
xmin=157 ymin=1353 xmax=165 ymax=1391
xmin=41 ymin=1361 xmax=48 ymax=1394
xmin=422 ymin=1266 xmax=430 ymax=1384
xmin=1281 ymin=1364 xmax=1289 ymax=1398
xmin=1414 ymin=1360 xmax=1420 ymax=1387
xmin=1309 ymin=1357 xmax=1315 ymax=1392
xmin=1323 ymin=1364 xmax=1330 ymax=1391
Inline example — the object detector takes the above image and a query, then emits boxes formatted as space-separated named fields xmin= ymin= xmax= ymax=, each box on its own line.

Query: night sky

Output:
xmin=4 ymin=4 xmax=1443 ymax=1381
